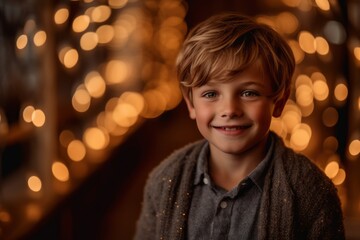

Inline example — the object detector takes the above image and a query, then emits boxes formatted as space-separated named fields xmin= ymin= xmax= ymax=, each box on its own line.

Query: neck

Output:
xmin=208 ymin=136 xmax=270 ymax=191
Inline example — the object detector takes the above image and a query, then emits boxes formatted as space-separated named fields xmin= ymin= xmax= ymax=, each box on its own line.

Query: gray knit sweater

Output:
xmin=134 ymin=133 xmax=345 ymax=239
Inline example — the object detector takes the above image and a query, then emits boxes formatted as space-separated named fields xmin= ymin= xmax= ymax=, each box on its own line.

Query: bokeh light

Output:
xmin=28 ymin=176 xmax=42 ymax=192
xmin=54 ymin=8 xmax=69 ymax=25
xmin=67 ymin=140 xmax=86 ymax=161
xmin=52 ymin=161 xmax=70 ymax=182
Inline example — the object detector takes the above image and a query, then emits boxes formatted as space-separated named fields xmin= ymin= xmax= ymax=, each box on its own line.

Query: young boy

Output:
xmin=134 ymin=13 xmax=345 ymax=239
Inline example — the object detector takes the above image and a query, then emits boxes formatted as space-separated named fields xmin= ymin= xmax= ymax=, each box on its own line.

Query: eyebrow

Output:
xmin=205 ymin=80 xmax=267 ymax=89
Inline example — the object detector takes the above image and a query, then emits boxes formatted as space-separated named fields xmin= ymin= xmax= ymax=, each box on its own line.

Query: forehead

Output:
xmin=209 ymin=60 xmax=267 ymax=84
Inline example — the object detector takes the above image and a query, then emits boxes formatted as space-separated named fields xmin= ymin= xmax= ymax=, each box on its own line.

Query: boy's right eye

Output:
xmin=202 ymin=91 xmax=217 ymax=98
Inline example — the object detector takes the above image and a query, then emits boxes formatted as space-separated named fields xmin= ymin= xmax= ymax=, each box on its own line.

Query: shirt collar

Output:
xmin=193 ymin=134 xmax=274 ymax=191
xmin=194 ymin=141 xmax=210 ymax=185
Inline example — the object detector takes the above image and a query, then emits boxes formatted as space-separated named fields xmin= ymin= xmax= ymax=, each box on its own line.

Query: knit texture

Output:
xmin=134 ymin=133 xmax=345 ymax=240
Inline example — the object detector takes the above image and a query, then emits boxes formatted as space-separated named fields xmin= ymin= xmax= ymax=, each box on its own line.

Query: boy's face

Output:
xmin=184 ymin=63 xmax=286 ymax=157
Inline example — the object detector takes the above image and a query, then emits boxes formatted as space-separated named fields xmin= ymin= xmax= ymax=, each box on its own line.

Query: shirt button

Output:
xmin=220 ymin=201 xmax=228 ymax=209
xmin=203 ymin=177 xmax=209 ymax=185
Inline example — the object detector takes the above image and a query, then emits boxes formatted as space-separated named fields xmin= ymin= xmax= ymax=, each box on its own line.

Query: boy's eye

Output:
xmin=241 ymin=90 xmax=259 ymax=98
xmin=202 ymin=91 xmax=217 ymax=98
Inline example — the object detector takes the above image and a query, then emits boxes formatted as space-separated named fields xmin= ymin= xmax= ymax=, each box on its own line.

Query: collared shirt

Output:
xmin=186 ymin=137 xmax=274 ymax=240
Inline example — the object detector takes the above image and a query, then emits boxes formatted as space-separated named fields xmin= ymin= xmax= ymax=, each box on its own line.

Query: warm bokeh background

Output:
xmin=0 ymin=0 xmax=359 ymax=239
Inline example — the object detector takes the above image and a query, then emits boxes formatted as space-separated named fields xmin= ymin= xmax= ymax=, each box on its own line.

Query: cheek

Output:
xmin=193 ymin=103 xmax=214 ymax=124
xmin=246 ymin=102 xmax=274 ymax=125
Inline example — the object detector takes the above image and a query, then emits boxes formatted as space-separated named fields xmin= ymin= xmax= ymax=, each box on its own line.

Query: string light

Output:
xmin=52 ymin=162 xmax=70 ymax=182
xmin=31 ymin=109 xmax=46 ymax=127
xmin=67 ymin=140 xmax=86 ymax=161
xmin=33 ymin=30 xmax=47 ymax=47
xmin=27 ymin=176 xmax=42 ymax=192
xmin=16 ymin=34 xmax=28 ymax=49
xmin=54 ymin=7 xmax=69 ymax=25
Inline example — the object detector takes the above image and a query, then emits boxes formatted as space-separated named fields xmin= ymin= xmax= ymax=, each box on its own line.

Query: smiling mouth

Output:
xmin=212 ymin=125 xmax=251 ymax=131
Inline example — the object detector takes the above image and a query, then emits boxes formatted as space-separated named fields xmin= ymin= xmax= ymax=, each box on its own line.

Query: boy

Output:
xmin=134 ymin=13 xmax=345 ymax=239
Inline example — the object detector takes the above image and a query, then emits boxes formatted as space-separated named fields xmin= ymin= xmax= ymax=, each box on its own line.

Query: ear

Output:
xmin=183 ymin=94 xmax=196 ymax=120
xmin=273 ymin=91 xmax=289 ymax=118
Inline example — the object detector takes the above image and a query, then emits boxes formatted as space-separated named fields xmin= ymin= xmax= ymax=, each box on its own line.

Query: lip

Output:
xmin=212 ymin=124 xmax=251 ymax=135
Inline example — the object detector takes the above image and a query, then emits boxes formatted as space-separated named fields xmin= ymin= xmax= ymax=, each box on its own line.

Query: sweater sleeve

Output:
xmin=133 ymin=174 xmax=159 ymax=240
xmin=306 ymin=186 xmax=345 ymax=240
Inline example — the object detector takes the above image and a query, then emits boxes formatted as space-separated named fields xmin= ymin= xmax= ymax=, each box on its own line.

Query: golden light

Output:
xmin=23 ymin=105 xmax=35 ymax=123
xmin=108 ymin=0 xmax=128 ymax=9
xmin=52 ymin=161 xmax=70 ymax=182
xmin=105 ymin=60 xmax=129 ymax=84
xmin=322 ymin=107 xmax=338 ymax=127
xmin=295 ymin=74 xmax=312 ymax=88
xmin=281 ymin=102 xmax=302 ymax=133
xmin=315 ymin=36 xmax=329 ymax=55
xmin=119 ymin=91 xmax=145 ymax=114
xmin=311 ymin=71 xmax=326 ymax=81
xmin=334 ymin=83 xmax=348 ymax=101
xmin=98 ymin=112 xmax=129 ymax=136
xmin=61 ymin=48 xmax=79 ymax=68
xmin=332 ymin=169 xmax=346 ymax=185
xmin=31 ymin=109 xmax=46 ymax=127
xmin=112 ymin=24 xmax=130 ymax=47
xmin=300 ymin=102 xmax=314 ymax=117
xmin=84 ymin=71 xmax=106 ymax=98
xmin=158 ymin=27 xmax=182 ymax=51
xmin=83 ymin=127 xmax=109 ymax=150
xmin=315 ymin=0 xmax=330 ymax=11
xmin=72 ymin=15 xmax=90 ymax=33
xmin=96 ymin=25 xmax=115 ymax=44
xmin=324 ymin=161 xmax=339 ymax=178
xmin=290 ymin=123 xmax=312 ymax=151
xmin=72 ymin=88 xmax=91 ymax=112
xmin=59 ymin=130 xmax=75 ymax=147
xmin=288 ymin=40 xmax=304 ymax=64
xmin=349 ymin=139 xmax=360 ymax=156
xmin=97 ymin=111 xmax=117 ymax=132
xmin=354 ymin=47 xmax=360 ymax=61
xmin=141 ymin=90 xmax=167 ymax=119
xmin=54 ymin=8 xmax=69 ymax=25
xmin=34 ymin=30 xmax=47 ymax=47
xmin=28 ymin=176 xmax=42 ymax=192
xmin=16 ymin=34 xmax=28 ymax=50
xmin=157 ymin=82 xmax=182 ymax=110
xmin=112 ymin=102 xmax=139 ymax=127
xmin=67 ymin=140 xmax=86 ymax=161
xmin=313 ymin=80 xmax=329 ymax=101
xmin=91 ymin=5 xmax=111 ymax=23
xmin=275 ymin=12 xmax=299 ymax=34
xmin=80 ymin=32 xmax=98 ymax=51
xmin=298 ymin=31 xmax=316 ymax=54
xmin=296 ymin=84 xmax=313 ymax=107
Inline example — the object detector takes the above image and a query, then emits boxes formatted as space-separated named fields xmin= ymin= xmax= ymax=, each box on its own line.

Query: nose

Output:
xmin=220 ymin=96 xmax=242 ymax=118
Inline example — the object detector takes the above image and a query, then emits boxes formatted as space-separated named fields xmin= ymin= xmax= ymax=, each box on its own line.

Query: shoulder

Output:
xmin=275 ymin=133 xmax=340 ymax=214
xmin=272 ymin=133 xmax=336 ymax=195
xmin=146 ymin=139 xmax=207 ymax=187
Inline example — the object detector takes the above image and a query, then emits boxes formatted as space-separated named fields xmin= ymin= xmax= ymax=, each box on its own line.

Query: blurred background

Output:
xmin=0 ymin=0 xmax=359 ymax=239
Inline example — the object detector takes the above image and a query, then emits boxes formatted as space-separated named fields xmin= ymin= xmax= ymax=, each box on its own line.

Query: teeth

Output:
xmin=223 ymin=127 xmax=239 ymax=130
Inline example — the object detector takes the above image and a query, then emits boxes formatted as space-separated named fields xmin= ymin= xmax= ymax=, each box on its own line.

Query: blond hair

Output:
xmin=176 ymin=13 xmax=295 ymax=101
